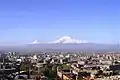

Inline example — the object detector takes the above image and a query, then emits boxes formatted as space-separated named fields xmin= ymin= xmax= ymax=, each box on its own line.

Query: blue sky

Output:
xmin=0 ymin=0 xmax=120 ymax=44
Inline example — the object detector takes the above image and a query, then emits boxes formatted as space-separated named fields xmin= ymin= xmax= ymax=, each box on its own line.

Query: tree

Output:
xmin=20 ymin=63 xmax=26 ymax=71
xmin=95 ymin=70 xmax=104 ymax=78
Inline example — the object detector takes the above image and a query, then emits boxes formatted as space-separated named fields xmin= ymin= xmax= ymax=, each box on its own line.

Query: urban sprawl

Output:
xmin=0 ymin=52 xmax=120 ymax=80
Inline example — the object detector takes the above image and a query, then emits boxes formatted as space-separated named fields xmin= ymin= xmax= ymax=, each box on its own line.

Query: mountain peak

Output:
xmin=58 ymin=36 xmax=73 ymax=40
xmin=49 ymin=36 xmax=88 ymax=44
xmin=31 ymin=40 xmax=40 ymax=44
xmin=29 ymin=36 xmax=88 ymax=44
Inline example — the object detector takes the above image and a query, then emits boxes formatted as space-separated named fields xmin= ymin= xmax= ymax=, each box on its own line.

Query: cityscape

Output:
xmin=0 ymin=0 xmax=120 ymax=80
xmin=1 ymin=51 xmax=120 ymax=80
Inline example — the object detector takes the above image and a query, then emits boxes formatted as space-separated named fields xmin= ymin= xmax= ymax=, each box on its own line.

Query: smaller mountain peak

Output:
xmin=31 ymin=40 xmax=40 ymax=44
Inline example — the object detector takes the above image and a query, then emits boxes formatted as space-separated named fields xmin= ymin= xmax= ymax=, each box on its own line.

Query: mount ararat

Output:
xmin=0 ymin=36 xmax=119 ymax=53
xmin=30 ymin=36 xmax=88 ymax=44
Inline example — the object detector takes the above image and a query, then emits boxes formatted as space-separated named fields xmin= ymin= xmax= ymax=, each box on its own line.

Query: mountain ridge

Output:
xmin=30 ymin=36 xmax=88 ymax=44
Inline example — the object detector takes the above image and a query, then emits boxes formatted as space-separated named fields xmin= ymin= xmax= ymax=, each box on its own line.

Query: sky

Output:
xmin=0 ymin=0 xmax=120 ymax=44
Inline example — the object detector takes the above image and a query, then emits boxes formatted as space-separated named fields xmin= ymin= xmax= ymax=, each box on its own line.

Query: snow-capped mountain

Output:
xmin=30 ymin=40 xmax=40 ymax=44
xmin=49 ymin=36 xmax=88 ymax=44
xmin=1 ymin=36 xmax=119 ymax=53
xmin=30 ymin=36 xmax=88 ymax=44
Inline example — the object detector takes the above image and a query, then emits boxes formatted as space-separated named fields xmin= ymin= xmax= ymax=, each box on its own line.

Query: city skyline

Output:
xmin=0 ymin=0 xmax=120 ymax=44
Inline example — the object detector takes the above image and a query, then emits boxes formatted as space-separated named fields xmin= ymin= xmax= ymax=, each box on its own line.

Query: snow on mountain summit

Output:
xmin=49 ymin=36 xmax=88 ymax=44
xmin=30 ymin=40 xmax=40 ymax=44
xmin=29 ymin=36 xmax=88 ymax=44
